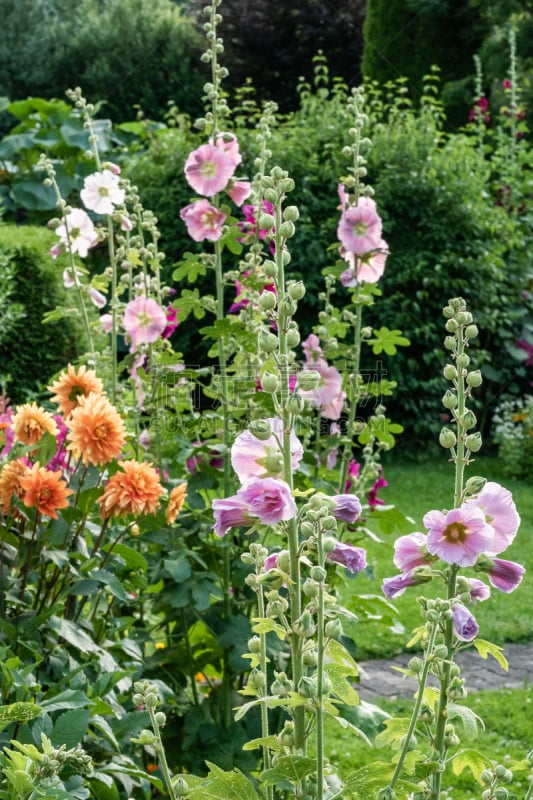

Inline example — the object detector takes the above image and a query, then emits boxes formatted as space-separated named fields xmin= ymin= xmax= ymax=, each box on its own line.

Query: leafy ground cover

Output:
xmin=347 ymin=456 xmax=533 ymax=659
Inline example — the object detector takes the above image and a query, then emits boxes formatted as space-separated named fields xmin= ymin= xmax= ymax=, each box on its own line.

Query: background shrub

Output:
xmin=0 ymin=225 xmax=90 ymax=402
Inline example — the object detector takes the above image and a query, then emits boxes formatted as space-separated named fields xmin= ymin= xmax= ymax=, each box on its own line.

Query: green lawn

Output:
xmin=342 ymin=456 xmax=533 ymax=660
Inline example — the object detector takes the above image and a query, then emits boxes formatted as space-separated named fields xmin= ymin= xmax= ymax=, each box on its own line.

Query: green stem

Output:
xmin=315 ymin=533 xmax=326 ymax=800
xmin=338 ymin=289 xmax=363 ymax=493
xmin=388 ymin=623 xmax=439 ymax=792
xmin=258 ymin=583 xmax=274 ymax=800
xmin=107 ymin=215 xmax=118 ymax=403
xmin=149 ymin=707 xmax=178 ymax=800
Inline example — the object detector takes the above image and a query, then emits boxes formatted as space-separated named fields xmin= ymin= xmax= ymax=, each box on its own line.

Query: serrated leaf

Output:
xmin=473 ymin=638 xmax=508 ymax=671
xmin=375 ymin=717 xmax=410 ymax=750
xmin=326 ymin=638 xmax=359 ymax=675
xmin=343 ymin=761 xmax=419 ymax=799
xmin=51 ymin=708 xmax=90 ymax=748
xmin=186 ymin=762 xmax=262 ymax=799
xmin=242 ymin=734 xmax=280 ymax=752
xmin=451 ymin=748 xmax=492 ymax=783
xmin=447 ymin=702 xmax=484 ymax=739
xmin=260 ymin=755 xmax=316 ymax=786
xmin=368 ymin=327 xmax=410 ymax=356
xmin=324 ymin=664 xmax=360 ymax=706
xmin=252 ymin=617 xmax=287 ymax=639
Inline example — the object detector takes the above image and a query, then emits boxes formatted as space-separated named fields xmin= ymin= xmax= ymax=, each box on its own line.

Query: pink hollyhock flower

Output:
xmin=211 ymin=132 xmax=242 ymax=167
xmin=344 ymin=459 xmax=360 ymax=492
xmin=480 ymin=557 xmax=526 ymax=593
xmin=337 ymin=203 xmax=382 ymax=256
xmin=50 ymin=243 xmax=62 ymax=259
xmin=139 ymin=429 xmax=151 ymax=449
xmin=299 ymin=359 xmax=346 ymax=421
xmin=452 ymin=603 xmax=479 ymax=642
xmin=231 ymin=418 xmax=303 ymax=483
xmin=503 ymin=79 xmax=512 ymax=90
xmin=301 ymin=333 xmax=324 ymax=363
xmin=180 ymin=199 xmax=226 ymax=242
xmin=162 ymin=305 xmax=179 ymax=339
xmin=368 ymin=471 xmax=388 ymax=509
xmin=238 ymin=201 xmax=276 ymax=251
xmin=464 ymin=481 xmax=521 ymax=556
xmin=393 ymin=532 xmax=430 ymax=572
xmin=123 ymin=296 xmax=167 ymax=351
xmin=337 ymin=183 xmax=351 ymax=209
xmin=423 ymin=505 xmax=494 ymax=567
xmin=55 ymin=208 xmax=98 ymax=258
xmin=88 ymin=287 xmax=107 ymax=309
xmin=340 ymin=239 xmax=388 ymax=285
xmin=468 ymin=578 xmax=491 ymax=602
xmin=332 ymin=494 xmax=362 ymax=524
xmin=327 ymin=540 xmax=367 ymax=573
xmin=184 ymin=143 xmax=236 ymax=196
xmin=264 ymin=552 xmax=280 ymax=571
xmin=212 ymin=477 xmax=297 ymax=536
xmin=227 ymin=180 xmax=252 ymax=206
xmin=100 ymin=314 xmax=113 ymax=333
xmin=81 ymin=169 xmax=125 ymax=215
xmin=62 ymin=267 xmax=84 ymax=288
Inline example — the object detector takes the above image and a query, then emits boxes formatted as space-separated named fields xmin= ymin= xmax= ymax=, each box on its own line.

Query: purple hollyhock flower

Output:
xmin=468 ymin=578 xmax=491 ymax=602
xmin=393 ymin=532 xmax=430 ymax=572
xmin=212 ymin=495 xmax=251 ymax=538
xmin=484 ymin=558 xmax=525 ymax=593
xmin=332 ymin=494 xmax=362 ymax=524
xmin=231 ymin=418 xmax=303 ymax=483
xmin=423 ymin=505 xmax=494 ymax=567
xmin=238 ymin=477 xmax=297 ymax=525
xmin=327 ymin=541 xmax=367 ymax=573
xmin=452 ymin=603 xmax=479 ymax=642
xmin=464 ymin=481 xmax=521 ymax=556
xmin=382 ymin=570 xmax=418 ymax=599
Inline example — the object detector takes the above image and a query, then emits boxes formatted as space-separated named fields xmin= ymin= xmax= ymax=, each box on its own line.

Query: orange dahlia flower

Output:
xmin=0 ymin=458 xmax=31 ymax=513
xmin=12 ymin=402 xmax=58 ymax=446
xmin=97 ymin=459 xmax=164 ymax=519
xmin=165 ymin=483 xmax=187 ymax=524
xmin=67 ymin=393 xmax=126 ymax=466
xmin=19 ymin=462 xmax=73 ymax=519
xmin=48 ymin=364 xmax=105 ymax=417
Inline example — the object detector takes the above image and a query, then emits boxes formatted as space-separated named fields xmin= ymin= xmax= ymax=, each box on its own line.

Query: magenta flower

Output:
xmin=344 ymin=459 xmax=360 ymax=492
xmin=468 ymin=578 xmax=491 ymax=602
xmin=332 ymin=494 xmax=362 ymax=524
xmin=464 ymin=481 xmax=521 ymax=556
xmin=212 ymin=477 xmax=297 ymax=537
xmin=55 ymin=208 xmax=98 ymax=258
xmin=327 ymin=541 xmax=367 ymax=573
xmin=452 ymin=603 xmax=479 ymax=642
xmin=368 ymin=471 xmax=388 ymax=509
xmin=162 ymin=305 xmax=179 ymax=339
xmin=382 ymin=570 xmax=418 ymax=599
xmin=423 ymin=506 xmax=494 ymax=567
xmin=184 ymin=143 xmax=236 ymax=196
xmin=180 ymin=199 xmax=226 ymax=242
xmin=123 ymin=296 xmax=167 ymax=351
xmin=264 ymin=553 xmax=280 ymax=571
xmin=231 ymin=418 xmax=303 ymax=483
xmin=481 ymin=558 xmax=525 ymax=594
xmin=227 ymin=180 xmax=252 ymax=206
xmin=337 ymin=202 xmax=383 ymax=256
xmin=393 ymin=532 xmax=430 ymax=572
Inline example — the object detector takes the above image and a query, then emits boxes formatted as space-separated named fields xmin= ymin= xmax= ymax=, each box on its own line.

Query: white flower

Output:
xmin=81 ymin=169 xmax=125 ymax=215
xmin=88 ymin=287 xmax=107 ymax=308
xmin=56 ymin=208 xmax=97 ymax=258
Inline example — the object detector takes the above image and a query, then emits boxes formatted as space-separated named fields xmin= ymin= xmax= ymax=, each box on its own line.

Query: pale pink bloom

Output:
xmin=88 ymin=287 xmax=107 ymax=309
xmin=227 ymin=180 xmax=252 ymax=206
xmin=393 ymin=532 xmax=430 ymax=572
xmin=326 ymin=448 xmax=338 ymax=470
xmin=123 ymin=296 xmax=167 ymax=351
xmin=180 ymin=199 xmax=226 ymax=242
xmin=231 ymin=418 xmax=303 ymax=483
xmin=55 ymin=208 xmax=98 ymax=258
xmin=139 ymin=429 xmax=151 ymax=449
xmin=423 ymin=506 xmax=494 ymax=567
xmin=464 ymin=481 xmax=521 ymax=556
xmin=100 ymin=314 xmax=113 ymax=333
xmin=327 ymin=540 xmax=366 ymax=573
xmin=452 ymin=603 xmax=478 ymax=642
xmin=340 ymin=239 xmax=388 ymax=285
xmin=468 ymin=578 xmax=491 ymax=602
xmin=106 ymin=162 xmax=121 ymax=175
xmin=337 ymin=183 xmax=350 ymax=209
xmin=50 ymin=244 xmax=62 ymax=259
xmin=337 ymin=203 xmax=382 ymax=256
xmin=81 ymin=170 xmax=125 ymax=215
xmin=332 ymin=494 xmax=362 ymax=524
xmin=120 ymin=215 xmax=133 ymax=231
xmin=482 ymin=558 xmax=525 ymax=593
xmin=299 ymin=359 xmax=346 ymax=420
xmin=62 ymin=267 xmax=83 ymax=288
xmin=184 ymin=143 xmax=236 ymax=196
xmin=301 ymin=333 xmax=323 ymax=363
xmin=211 ymin=132 xmax=242 ymax=167
xmin=212 ymin=477 xmax=296 ymax=537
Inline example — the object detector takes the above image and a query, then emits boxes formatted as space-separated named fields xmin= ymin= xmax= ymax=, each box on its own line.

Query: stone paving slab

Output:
xmin=356 ymin=642 xmax=533 ymax=701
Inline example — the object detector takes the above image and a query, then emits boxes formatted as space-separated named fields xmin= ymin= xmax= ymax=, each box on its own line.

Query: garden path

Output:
xmin=357 ymin=642 xmax=533 ymax=701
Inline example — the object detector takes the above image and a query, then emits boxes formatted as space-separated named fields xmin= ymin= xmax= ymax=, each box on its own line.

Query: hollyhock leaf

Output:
xmin=163 ymin=555 xmax=192 ymax=583
xmin=260 ymin=756 xmax=317 ymax=786
xmin=473 ymin=639 xmax=509 ymax=671
xmin=172 ymin=256 xmax=207 ymax=283
xmin=451 ymin=749 xmax=493 ymax=783
xmin=447 ymin=703 xmax=484 ymax=739
xmin=368 ymin=327 xmax=410 ymax=356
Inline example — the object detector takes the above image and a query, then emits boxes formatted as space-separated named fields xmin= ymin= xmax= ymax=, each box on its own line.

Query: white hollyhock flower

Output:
xmin=81 ymin=169 xmax=125 ymax=215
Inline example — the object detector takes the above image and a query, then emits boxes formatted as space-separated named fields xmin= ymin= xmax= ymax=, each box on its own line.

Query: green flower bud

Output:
xmin=260 ymin=331 xmax=279 ymax=352
xmin=248 ymin=419 xmax=272 ymax=440
xmin=262 ymin=452 xmax=284 ymax=474
xmin=283 ymin=205 xmax=300 ymax=222
xmin=464 ymin=475 xmax=487 ymax=496
xmin=408 ymin=656 xmax=423 ymax=674
xmin=310 ymin=565 xmax=327 ymax=582
xmin=321 ymin=515 xmax=337 ymax=531
xmin=280 ymin=177 xmax=295 ymax=192
xmin=460 ymin=409 xmax=477 ymax=430
xmin=457 ymin=353 xmax=470 ymax=369
xmin=493 ymin=789 xmax=509 ymax=800
xmin=264 ymin=259 xmax=277 ymax=277
xmin=288 ymin=281 xmax=306 ymax=301
xmin=258 ymin=213 xmax=275 ymax=230
xmin=480 ymin=769 xmax=494 ymax=785
xmin=298 ymin=676 xmax=317 ymax=697
xmin=302 ymin=578 xmax=320 ymax=597
xmin=465 ymin=432 xmax=482 ymax=452
xmin=248 ymin=636 xmax=261 ymax=653
xmin=286 ymin=328 xmax=300 ymax=348
xmin=378 ymin=786 xmax=397 ymax=800
xmin=278 ymin=295 xmax=297 ymax=317
xmin=443 ymin=364 xmax=458 ymax=380
xmin=442 ymin=390 xmax=458 ymax=409
xmin=300 ymin=520 xmax=315 ymax=537
xmin=302 ymin=646 xmax=318 ymax=666
xmin=465 ymin=324 xmax=478 ymax=340
xmin=325 ymin=618 xmax=343 ymax=639
xmin=466 ymin=370 xmax=482 ymax=388
xmin=439 ymin=427 xmax=457 ymax=448
xmin=155 ymin=711 xmax=166 ymax=727
xmin=323 ymin=536 xmax=336 ymax=553
xmin=445 ymin=318 xmax=459 ymax=333
xmin=444 ymin=335 xmax=456 ymax=351
xmin=293 ymin=609 xmax=316 ymax=637
xmin=172 ymin=776 xmax=190 ymax=797
xmin=443 ymin=305 xmax=455 ymax=319
xmin=279 ymin=720 xmax=295 ymax=745
xmin=279 ymin=220 xmax=296 ymax=239
xmin=264 ymin=188 xmax=277 ymax=204
xmin=282 ymin=249 xmax=291 ymax=266
xmin=261 ymin=371 xmax=280 ymax=394
xmin=433 ymin=644 xmax=448 ymax=659
xmin=247 ymin=668 xmax=266 ymax=691
xmin=272 ymin=672 xmax=293 ymax=696
xmin=258 ymin=290 xmax=277 ymax=311
xmin=298 ymin=370 xmax=321 ymax=390
xmin=286 ymin=392 xmax=305 ymax=413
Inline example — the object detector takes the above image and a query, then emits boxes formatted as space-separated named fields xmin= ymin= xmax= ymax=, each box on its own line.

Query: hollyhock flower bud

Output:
xmin=298 ymin=370 xmax=321 ymax=391
xmin=452 ymin=603 xmax=479 ymax=642
xmin=258 ymin=290 xmax=277 ymax=311
xmin=439 ymin=427 xmax=457 ymax=448
xmin=325 ymin=619 xmax=343 ymax=640
xmin=293 ymin=610 xmax=316 ymax=638
xmin=283 ymin=205 xmax=300 ymax=222
xmin=466 ymin=370 xmax=483 ymax=388
xmin=248 ymin=419 xmax=272 ymax=441
xmin=332 ymin=494 xmax=362 ymax=524
xmin=288 ymin=281 xmax=306 ymax=301
xmin=442 ymin=391 xmax=458 ymax=409
xmin=258 ymin=213 xmax=275 ymax=230
xmin=286 ymin=328 xmax=300 ymax=348
xmin=465 ymin=432 xmax=482 ymax=452
xmin=467 ymin=578 xmax=491 ymax=602
xmin=382 ymin=566 xmax=432 ymax=599
xmin=261 ymin=371 xmax=280 ymax=393
xmin=476 ymin=556 xmax=525 ymax=593
xmin=464 ymin=475 xmax=486 ymax=496
xmin=465 ymin=324 xmax=479 ymax=340
xmin=443 ymin=364 xmax=458 ymax=380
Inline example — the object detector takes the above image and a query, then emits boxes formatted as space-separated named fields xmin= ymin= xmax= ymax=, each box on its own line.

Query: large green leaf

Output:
xmin=0 ymin=702 xmax=41 ymax=732
xmin=187 ymin=762 xmax=262 ymax=799
xmin=51 ymin=708 xmax=90 ymax=748
xmin=40 ymin=689 xmax=92 ymax=713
